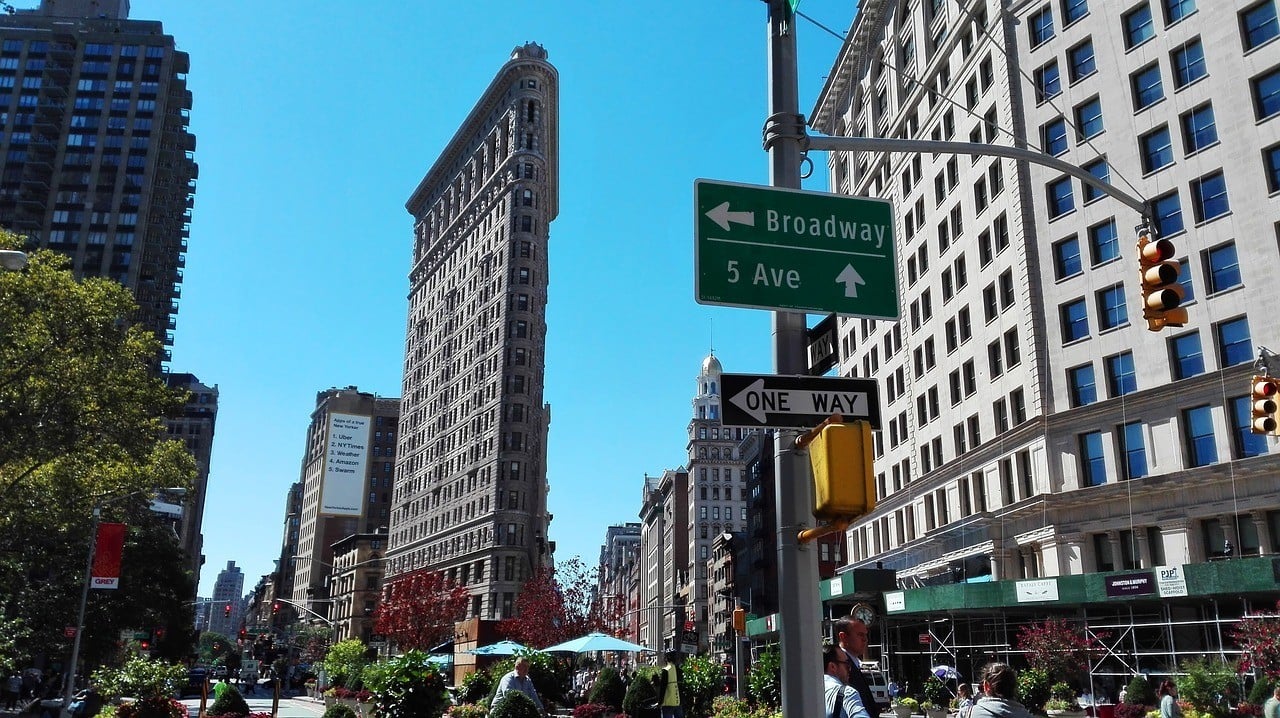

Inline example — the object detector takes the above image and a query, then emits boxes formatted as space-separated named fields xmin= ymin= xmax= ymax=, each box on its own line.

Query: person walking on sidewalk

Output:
xmin=4 ymin=672 xmax=20 ymax=710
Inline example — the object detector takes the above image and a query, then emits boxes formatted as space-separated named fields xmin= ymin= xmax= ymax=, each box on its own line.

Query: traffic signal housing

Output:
xmin=1251 ymin=375 xmax=1279 ymax=434
xmin=732 ymin=607 xmax=746 ymax=633
xmin=224 ymin=602 xmax=231 ymax=618
xmin=807 ymin=419 xmax=875 ymax=520
xmin=271 ymin=601 xmax=280 ymax=616
xmin=1137 ymin=228 xmax=1187 ymax=331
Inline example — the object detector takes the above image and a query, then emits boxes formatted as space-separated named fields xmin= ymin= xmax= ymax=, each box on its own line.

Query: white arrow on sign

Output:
xmin=836 ymin=263 xmax=865 ymax=298
xmin=705 ymin=201 xmax=755 ymax=232
xmin=728 ymin=378 xmax=870 ymax=423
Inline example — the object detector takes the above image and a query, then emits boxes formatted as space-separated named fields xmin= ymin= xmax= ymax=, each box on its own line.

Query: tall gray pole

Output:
xmin=765 ymin=2 xmax=825 ymax=716
xmin=62 ymin=506 xmax=100 ymax=718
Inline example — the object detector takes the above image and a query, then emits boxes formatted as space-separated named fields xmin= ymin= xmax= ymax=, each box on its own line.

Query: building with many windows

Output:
xmin=810 ymin=0 xmax=1280 ymax=682
xmin=387 ymin=43 xmax=557 ymax=621
xmin=0 ymin=1 xmax=196 ymax=357
xmin=164 ymin=372 xmax=217 ymax=595
xmin=208 ymin=560 xmax=244 ymax=638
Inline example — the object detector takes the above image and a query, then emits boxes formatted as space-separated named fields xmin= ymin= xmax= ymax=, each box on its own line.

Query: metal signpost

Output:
xmin=720 ymin=373 xmax=881 ymax=429
xmin=694 ymin=179 xmax=897 ymax=318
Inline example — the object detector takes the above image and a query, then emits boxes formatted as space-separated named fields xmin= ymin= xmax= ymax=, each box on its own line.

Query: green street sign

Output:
xmin=694 ymin=179 xmax=899 ymax=319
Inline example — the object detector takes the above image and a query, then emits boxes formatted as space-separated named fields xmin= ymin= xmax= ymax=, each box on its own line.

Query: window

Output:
xmin=1252 ymin=67 xmax=1280 ymax=119
xmin=1054 ymin=236 xmax=1083 ymax=279
xmin=1164 ymin=0 xmax=1195 ymax=24
xmin=1191 ymin=171 xmax=1229 ymax=223
xmin=1181 ymin=104 xmax=1217 ymax=153
xmin=1132 ymin=63 xmax=1164 ymax=110
xmin=1141 ymin=126 xmax=1174 ymax=173
xmin=1043 ymin=118 xmax=1068 ymax=155
xmin=1090 ymin=218 xmax=1119 ymax=264
xmin=1079 ymin=431 xmax=1106 ymax=486
xmin=1183 ymin=405 xmax=1217 ymax=467
xmin=1178 ymin=257 xmax=1196 ymax=304
xmin=1106 ymin=352 xmax=1137 ymax=396
xmin=1242 ymin=1 xmax=1280 ymax=51
xmin=1125 ymin=4 xmax=1156 ymax=49
xmin=1097 ymin=284 xmax=1128 ymax=330
xmin=1170 ymin=332 xmax=1205 ymax=379
xmin=1048 ymin=176 xmax=1075 ymax=218
xmin=1063 ymin=0 xmax=1089 ymax=24
xmin=1083 ymin=158 xmax=1110 ymax=203
xmin=1216 ymin=316 xmax=1252 ymax=366
xmin=1172 ymin=39 xmax=1207 ymax=88
xmin=1076 ymin=97 xmax=1104 ymax=138
xmin=1232 ymin=396 xmax=1270 ymax=458
xmin=1118 ymin=421 xmax=1148 ymax=479
xmin=1069 ymin=364 xmax=1098 ymax=407
xmin=1153 ymin=191 xmax=1184 ymax=236
xmin=1030 ymin=6 xmax=1055 ymax=46
xmin=1061 ymin=298 xmax=1089 ymax=342
xmin=1206 ymin=243 xmax=1242 ymax=293
xmin=1035 ymin=61 xmax=1062 ymax=102
xmin=1265 ymin=144 xmax=1280 ymax=192
xmin=1069 ymin=40 xmax=1096 ymax=81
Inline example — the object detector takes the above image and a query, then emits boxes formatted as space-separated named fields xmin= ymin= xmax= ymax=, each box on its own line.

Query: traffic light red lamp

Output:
xmin=1137 ymin=228 xmax=1187 ymax=331
xmin=1251 ymin=376 xmax=1279 ymax=435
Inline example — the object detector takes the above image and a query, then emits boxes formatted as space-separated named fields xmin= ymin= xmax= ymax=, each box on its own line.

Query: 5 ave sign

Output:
xmin=720 ymin=373 xmax=881 ymax=429
xmin=694 ymin=179 xmax=899 ymax=319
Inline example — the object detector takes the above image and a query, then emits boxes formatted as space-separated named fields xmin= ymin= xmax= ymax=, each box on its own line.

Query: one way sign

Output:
xmin=720 ymin=373 xmax=881 ymax=430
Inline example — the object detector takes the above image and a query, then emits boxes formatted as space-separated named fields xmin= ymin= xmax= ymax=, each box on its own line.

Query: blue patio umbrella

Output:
xmin=541 ymin=632 xmax=654 ymax=654
xmin=427 ymin=654 xmax=453 ymax=665
xmin=469 ymin=640 xmax=533 ymax=656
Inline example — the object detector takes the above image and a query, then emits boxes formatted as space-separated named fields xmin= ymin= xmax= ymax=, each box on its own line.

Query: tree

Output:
xmin=1015 ymin=618 xmax=1107 ymax=684
xmin=323 ymin=638 xmax=370 ymax=688
xmin=373 ymin=567 xmax=468 ymax=651
xmin=0 ymin=235 xmax=195 ymax=669
xmin=1233 ymin=601 xmax=1280 ymax=680
xmin=500 ymin=557 xmax=613 ymax=648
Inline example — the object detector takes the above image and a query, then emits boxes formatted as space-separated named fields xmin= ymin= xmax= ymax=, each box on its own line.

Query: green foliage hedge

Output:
xmin=1016 ymin=667 xmax=1051 ymax=712
xmin=365 ymin=650 xmax=449 ymax=718
xmin=587 ymin=666 xmax=625 ymax=710
xmin=491 ymin=690 xmax=542 ymax=718
xmin=207 ymin=685 xmax=249 ymax=717
xmin=681 ymin=655 xmax=726 ymax=718
xmin=622 ymin=666 xmax=661 ymax=718
xmin=322 ymin=704 xmax=358 ymax=718
xmin=747 ymin=650 xmax=781 ymax=710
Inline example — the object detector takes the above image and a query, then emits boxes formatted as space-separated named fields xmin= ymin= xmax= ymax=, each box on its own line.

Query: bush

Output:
xmin=113 ymin=697 xmax=186 ymax=718
xmin=1246 ymin=679 xmax=1275 ymax=706
xmin=747 ymin=650 xmax=781 ymax=710
xmin=323 ymin=639 xmax=371 ymax=690
xmin=446 ymin=706 xmax=488 ymax=718
xmin=322 ymin=704 xmax=358 ymax=718
xmin=681 ymin=655 xmax=727 ymax=718
xmin=572 ymin=703 xmax=610 ymax=718
xmin=460 ymin=670 xmax=495 ymax=705
xmin=91 ymin=658 xmax=187 ymax=700
xmin=922 ymin=676 xmax=949 ymax=709
xmin=588 ymin=666 xmax=626 ymax=710
xmin=1114 ymin=703 xmax=1149 ymax=718
xmin=364 ymin=651 xmax=450 ymax=718
xmin=1126 ymin=676 xmax=1156 ymax=707
xmin=491 ymin=691 xmax=542 ymax=718
xmin=621 ymin=666 xmax=661 ymax=718
xmin=1017 ymin=667 xmax=1051 ymax=713
xmin=710 ymin=696 xmax=753 ymax=718
xmin=207 ymin=685 xmax=250 ymax=717
xmin=897 ymin=698 xmax=920 ymax=711
xmin=1178 ymin=658 xmax=1238 ymax=718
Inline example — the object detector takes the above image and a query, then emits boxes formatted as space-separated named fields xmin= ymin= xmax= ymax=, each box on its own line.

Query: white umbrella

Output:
xmin=541 ymin=632 xmax=654 ymax=653
xmin=932 ymin=665 xmax=960 ymax=680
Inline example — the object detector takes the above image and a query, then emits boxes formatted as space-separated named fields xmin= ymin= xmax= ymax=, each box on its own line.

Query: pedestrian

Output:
xmin=69 ymin=684 xmax=102 ymax=718
xmin=956 ymin=683 xmax=975 ymax=718
xmin=834 ymin=617 xmax=886 ymax=717
xmin=213 ymin=677 xmax=231 ymax=701
xmin=653 ymin=651 xmax=682 ymax=718
xmin=495 ymin=656 xmax=544 ymax=714
xmin=823 ymin=643 xmax=871 ymax=718
xmin=1263 ymin=686 xmax=1280 ymax=718
xmin=1119 ymin=686 xmax=1128 ymax=704
xmin=1158 ymin=680 xmax=1182 ymax=718
xmin=969 ymin=663 xmax=1034 ymax=718
xmin=4 ymin=672 xmax=20 ymax=710
xmin=240 ymin=668 xmax=257 ymax=696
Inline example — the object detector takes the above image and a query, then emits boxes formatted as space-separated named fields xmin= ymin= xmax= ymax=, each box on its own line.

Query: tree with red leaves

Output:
xmin=1015 ymin=617 xmax=1108 ymax=683
xmin=373 ymin=567 xmax=468 ymax=651
xmin=1232 ymin=601 xmax=1280 ymax=680
xmin=501 ymin=557 xmax=619 ymax=648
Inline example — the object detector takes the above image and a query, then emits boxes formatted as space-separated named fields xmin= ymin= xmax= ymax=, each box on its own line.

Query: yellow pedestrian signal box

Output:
xmin=808 ymin=420 xmax=874 ymax=520
xmin=733 ymin=607 xmax=746 ymax=633
xmin=1251 ymin=376 xmax=1279 ymax=435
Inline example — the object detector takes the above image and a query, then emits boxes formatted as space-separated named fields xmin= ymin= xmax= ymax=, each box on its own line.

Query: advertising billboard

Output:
xmin=321 ymin=412 xmax=370 ymax=516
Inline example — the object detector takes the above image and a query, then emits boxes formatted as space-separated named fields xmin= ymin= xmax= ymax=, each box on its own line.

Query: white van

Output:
xmin=860 ymin=661 xmax=893 ymax=712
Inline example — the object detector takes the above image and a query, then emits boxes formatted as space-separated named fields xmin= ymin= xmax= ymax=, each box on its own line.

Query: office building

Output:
xmin=387 ymin=43 xmax=558 ymax=620
xmin=0 ymin=1 xmax=196 ymax=358
xmin=208 ymin=560 xmax=243 ymax=638
xmin=638 ymin=468 xmax=688 ymax=652
xmin=289 ymin=386 xmax=398 ymax=618
xmin=164 ymin=372 xmax=216 ymax=593
xmin=329 ymin=531 xmax=387 ymax=644
xmin=810 ymin=0 xmax=1280 ymax=681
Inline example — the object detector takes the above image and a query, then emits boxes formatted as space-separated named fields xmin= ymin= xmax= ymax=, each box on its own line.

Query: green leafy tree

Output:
xmin=587 ymin=665 xmax=626 ymax=710
xmin=0 ymin=617 xmax=30 ymax=675
xmin=364 ymin=650 xmax=449 ymax=718
xmin=323 ymin=638 xmax=370 ymax=688
xmin=459 ymin=669 xmax=494 ymax=704
xmin=200 ymin=633 xmax=234 ymax=665
xmin=91 ymin=657 xmax=186 ymax=700
xmin=1125 ymin=675 xmax=1156 ymax=707
xmin=1016 ymin=667 xmax=1051 ymax=712
xmin=1178 ymin=658 xmax=1238 ymax=718
xmin=681 ymin=655 xmax=726 ymax=718
xmin=747 ymin=649 xmax=781 ymax=709
xmin=622 ymin=666 xmax=661 ymax=718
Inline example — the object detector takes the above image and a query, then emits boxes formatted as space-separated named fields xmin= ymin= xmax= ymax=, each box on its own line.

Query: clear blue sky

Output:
xmin=113 ymin=0 xmax=850 ymax=595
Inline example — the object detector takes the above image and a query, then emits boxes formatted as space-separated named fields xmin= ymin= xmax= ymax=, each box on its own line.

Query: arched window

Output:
xmin=710 ymin=381 xmax=717 ymax=394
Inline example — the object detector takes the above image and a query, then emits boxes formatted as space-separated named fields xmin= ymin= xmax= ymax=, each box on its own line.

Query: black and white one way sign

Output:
xmin=720 ymin=374 xmax=881 ymax=430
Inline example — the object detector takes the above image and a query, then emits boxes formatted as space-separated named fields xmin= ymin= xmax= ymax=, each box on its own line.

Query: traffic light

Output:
xmin=224 ymin=602 xmax=232 ymax=618
xmin=807 ymin=419 xmax=875 ymax=520
xmin=1137 ymin=227 xmax=1187 ymax=331
xmin=1251 ymin=375 xmax=1279 ymax=434
xmin=139 ymin=639 xmax=150 ymax=650
xmin=271 ymin=601 xmax=280 ymax=616
xmin=732 ymin=607 xmax=746 ymax=633
xmin=238 ymin=628 xmax=247 ymax=640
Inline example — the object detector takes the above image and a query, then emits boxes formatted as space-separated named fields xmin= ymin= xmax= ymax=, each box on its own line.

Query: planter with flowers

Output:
xmin=1045 ymin=683 xmax=1086 ymax=718
xmin=894 ymin=697 xmax=919 ymax=718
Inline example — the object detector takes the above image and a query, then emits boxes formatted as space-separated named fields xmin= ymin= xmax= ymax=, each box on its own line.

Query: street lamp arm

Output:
xmin=275 ymin=597 xmax=335 ymax=626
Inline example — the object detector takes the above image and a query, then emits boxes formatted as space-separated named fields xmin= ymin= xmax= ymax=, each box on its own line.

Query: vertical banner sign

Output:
xmin=91 ymin=522 xmax=127 ymax=589
xmin=321 ymin=413 xmax=371 ymax=516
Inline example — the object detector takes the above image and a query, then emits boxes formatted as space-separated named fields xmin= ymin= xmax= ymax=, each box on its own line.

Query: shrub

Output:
xmin=572 ymin=703 xmax=610 ymax=718
xmin=1247 ymin=679 xmax=1275 ymax=706
xmin=322 ymin=704 xmax=358 ymax=718
xmin=446 ymin=706 xmax=489 ymax=718
xmin=1114 ymin=703 xmax=1148 ymax=718
xmin=491 ymin=691 xmax=542 ymax=718
xmin=588 ymin=666 xmax=626 ymax=710
xmin=113 ymin=697 xmax=186 ymax=718
xmin=208 ymin=685 xmax=250 ymax=717
xmin=1016 ymin=667 xmax=1051 ymax=713
xmin=681 ymin=655 xmax=727 ymax=718
xmin=364 ymin=651 xmax=450 ymax=718
xmin=621 ymin=666 xmax=661 ymax=718
xmin=922 ymin=676 xmax=949 ymax=709
xmin=747 ymin=650 xmax=781 ymax=710
xmin=896 ymin=698 xmax=920 ymax=711
xmin=460 ymin=670 xmax=495 ymax=705
xmin=92 ymin=658 xmax=187 ymax=700
xmin=711 ymin=696 xmax=752 ymax=718
xmin=324 ymin=639 xmax=371 ymax=689
xmin=1178 ymin=658 xmax=1238 ymax=718
xmin=1046 ymin=682 xmax=1081 ymax=712
xmin=1126 ymin=675 xmax=1156 ymax=707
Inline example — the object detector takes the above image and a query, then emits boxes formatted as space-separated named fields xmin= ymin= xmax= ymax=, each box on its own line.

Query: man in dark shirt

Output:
xmin=835 ymin=617 xmax=885 ymax=717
